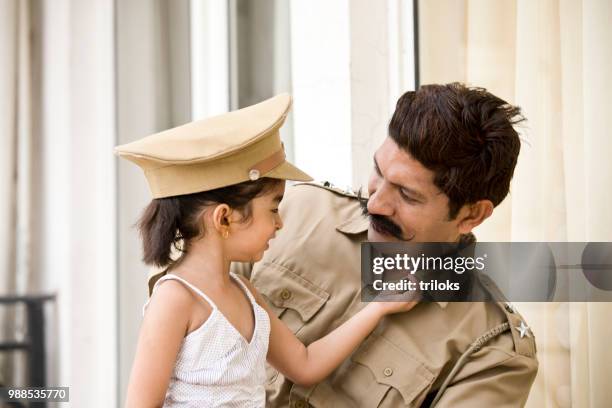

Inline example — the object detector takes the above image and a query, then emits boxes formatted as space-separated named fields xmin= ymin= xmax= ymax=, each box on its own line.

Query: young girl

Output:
xmin=117 ymin=94 xmax=417 ymax=407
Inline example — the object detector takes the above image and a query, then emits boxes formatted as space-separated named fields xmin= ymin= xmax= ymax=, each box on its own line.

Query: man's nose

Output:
xmin=367 ymin=183 xmax=394 ymax=216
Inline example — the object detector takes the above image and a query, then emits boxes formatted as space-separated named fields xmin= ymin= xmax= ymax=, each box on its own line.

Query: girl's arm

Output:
xmin=238 ymin=276 xmax=417 ymax=387
xmin=124 ymin=281 xmax=201 ymax=408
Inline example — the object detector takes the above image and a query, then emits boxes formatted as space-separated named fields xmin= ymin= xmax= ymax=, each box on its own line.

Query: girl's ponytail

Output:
xmin=137 ymin=198 xmax=182 ymax=268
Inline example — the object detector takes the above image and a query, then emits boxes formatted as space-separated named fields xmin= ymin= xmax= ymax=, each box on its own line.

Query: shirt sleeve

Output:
xmin=431 ymin=353 xmax=538 ymax=408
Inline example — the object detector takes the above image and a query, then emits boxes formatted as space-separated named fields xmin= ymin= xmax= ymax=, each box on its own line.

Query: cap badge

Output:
xmin=249 ymin=169 xmax=261 ymax=181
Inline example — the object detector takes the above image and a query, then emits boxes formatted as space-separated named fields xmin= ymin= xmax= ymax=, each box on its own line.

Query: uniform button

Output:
xmin=505 ymin=303 xmax=515 ymax=313
xmin=383 ymin=367 xmax=393 ymax=377
xmin=280 ymin=289 xmax=292 ymax=300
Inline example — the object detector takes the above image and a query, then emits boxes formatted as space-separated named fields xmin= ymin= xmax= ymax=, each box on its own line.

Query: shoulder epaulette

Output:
xmin=497 ymin=301 xmax=537 ymax=357
xmin=293 ymin=180 xmax=362 ymax=199
xmin=475 ymin=272 xmax=537 ymax=357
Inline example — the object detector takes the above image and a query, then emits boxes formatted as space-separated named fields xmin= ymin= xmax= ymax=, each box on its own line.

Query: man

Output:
xmin=237 ymin=83 xmax=538 ymax=407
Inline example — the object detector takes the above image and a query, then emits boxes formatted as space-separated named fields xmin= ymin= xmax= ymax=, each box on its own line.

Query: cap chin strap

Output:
xmin=248 ymin=146 xmax=286 ymax=181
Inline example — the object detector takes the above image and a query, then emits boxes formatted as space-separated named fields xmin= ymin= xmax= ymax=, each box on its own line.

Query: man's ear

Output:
xmin=456 ymin=200 xmax=494 ymax=235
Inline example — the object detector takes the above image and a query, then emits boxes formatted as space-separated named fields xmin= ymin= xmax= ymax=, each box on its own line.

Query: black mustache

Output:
xmin=357 ymin=189 xmax=405 ymax=240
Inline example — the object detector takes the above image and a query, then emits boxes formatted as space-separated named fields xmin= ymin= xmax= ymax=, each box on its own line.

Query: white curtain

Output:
xmin=420 ymin=0 xmax=612 ymax=406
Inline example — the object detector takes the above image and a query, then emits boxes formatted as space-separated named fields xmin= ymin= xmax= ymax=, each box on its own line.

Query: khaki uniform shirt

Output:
xmin=230 ymin=182 xmax=538 ymax=407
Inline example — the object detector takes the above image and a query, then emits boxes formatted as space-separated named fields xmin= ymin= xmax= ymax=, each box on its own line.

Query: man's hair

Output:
xmin=388 ymin=82 xmax=524 ymax=219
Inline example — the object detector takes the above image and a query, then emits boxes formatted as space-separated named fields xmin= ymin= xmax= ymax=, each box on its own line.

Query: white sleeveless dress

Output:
xmin=143 ymin=272 xmax=271 ymax=407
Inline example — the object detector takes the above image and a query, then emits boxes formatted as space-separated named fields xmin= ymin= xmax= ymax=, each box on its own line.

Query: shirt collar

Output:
xmin=427 ymin=233 xmax=476 ymax=309
xmin=336 ymin=213 xmax=369 ymax=235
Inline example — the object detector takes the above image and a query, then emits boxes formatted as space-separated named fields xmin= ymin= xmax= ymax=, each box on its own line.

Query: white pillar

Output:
xmin=350 ymin=0 xmax=417 ymax=189
xmin=289 ymin=0 xmax=353 ymax=187
xmin=191 ymin=0 xmax=230 ymax=118
xmin=289 ymin=0 xmax=416 ymax=190
xmin=0 ymin=0 xmax=20 ymax=386
xmin=40 ymin=0 xmax=117 ymax=405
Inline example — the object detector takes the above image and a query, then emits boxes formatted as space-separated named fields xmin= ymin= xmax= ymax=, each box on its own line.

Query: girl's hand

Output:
xmin=370 ymin=299 xmax=419 ymax=316
xmin=368 ymin=274 xmax=421 ymax=316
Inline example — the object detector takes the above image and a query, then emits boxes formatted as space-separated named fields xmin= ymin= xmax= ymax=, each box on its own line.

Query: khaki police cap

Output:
xmin=115 ymin=93 xmax=312 ymax=198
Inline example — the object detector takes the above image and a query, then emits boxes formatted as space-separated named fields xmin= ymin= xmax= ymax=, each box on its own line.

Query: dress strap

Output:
xmin=142 ymin=274 xmax=218 ymax=316
xmin=229 ymin=272 xmax=257 ymax=305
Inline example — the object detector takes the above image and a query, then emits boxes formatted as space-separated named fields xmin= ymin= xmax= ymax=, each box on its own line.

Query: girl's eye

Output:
xmin=271 ymin=209 xmax=279 ymax=214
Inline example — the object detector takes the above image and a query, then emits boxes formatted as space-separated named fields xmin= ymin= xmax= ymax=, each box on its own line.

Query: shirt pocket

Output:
xmin=294 ymin=334 xmax=435 ymax=407
xmin=352 ymin=335 xmax=435 ymax=407
xmin=252 ymin=261 xmax=330 ymax=334
xmin=251 ymin=262 xmax=330 ymax=386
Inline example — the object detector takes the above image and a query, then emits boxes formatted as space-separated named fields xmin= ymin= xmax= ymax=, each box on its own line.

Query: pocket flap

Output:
xmin=352 ymin=335 xmax=434 ymax=405
xmin=252 ymin=262 xmax=330 ymax=321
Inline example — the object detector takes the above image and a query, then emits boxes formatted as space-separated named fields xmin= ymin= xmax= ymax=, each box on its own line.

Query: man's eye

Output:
xmin=400 ymin=190 xmax=418 ymax=203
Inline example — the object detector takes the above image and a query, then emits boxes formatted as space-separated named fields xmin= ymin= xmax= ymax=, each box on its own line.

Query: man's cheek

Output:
xmin=398 ymin=216 xmax=420 ymax=240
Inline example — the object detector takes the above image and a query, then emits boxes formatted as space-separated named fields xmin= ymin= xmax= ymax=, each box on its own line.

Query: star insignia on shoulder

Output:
xmin=514 ymin=321 xmax=531 ymax=338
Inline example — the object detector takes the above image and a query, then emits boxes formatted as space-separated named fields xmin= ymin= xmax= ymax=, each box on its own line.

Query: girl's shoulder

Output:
xmin=146 ymin=278 xmax=213 ymax=334
xmin=151 ymin=278 xmax=200 ymax=306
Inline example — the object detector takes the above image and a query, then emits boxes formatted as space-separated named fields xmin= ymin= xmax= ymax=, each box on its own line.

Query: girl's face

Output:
xmin=227 ymin=181 xmax=285 ymax=262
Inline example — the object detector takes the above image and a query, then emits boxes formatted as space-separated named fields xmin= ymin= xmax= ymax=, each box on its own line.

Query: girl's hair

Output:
xmin=137 ymin=177 xmax=282 ymax=268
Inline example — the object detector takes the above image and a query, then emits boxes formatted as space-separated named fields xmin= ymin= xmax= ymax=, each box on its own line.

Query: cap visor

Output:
xmin=264 ymin=161 xmax=313 ymax=182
